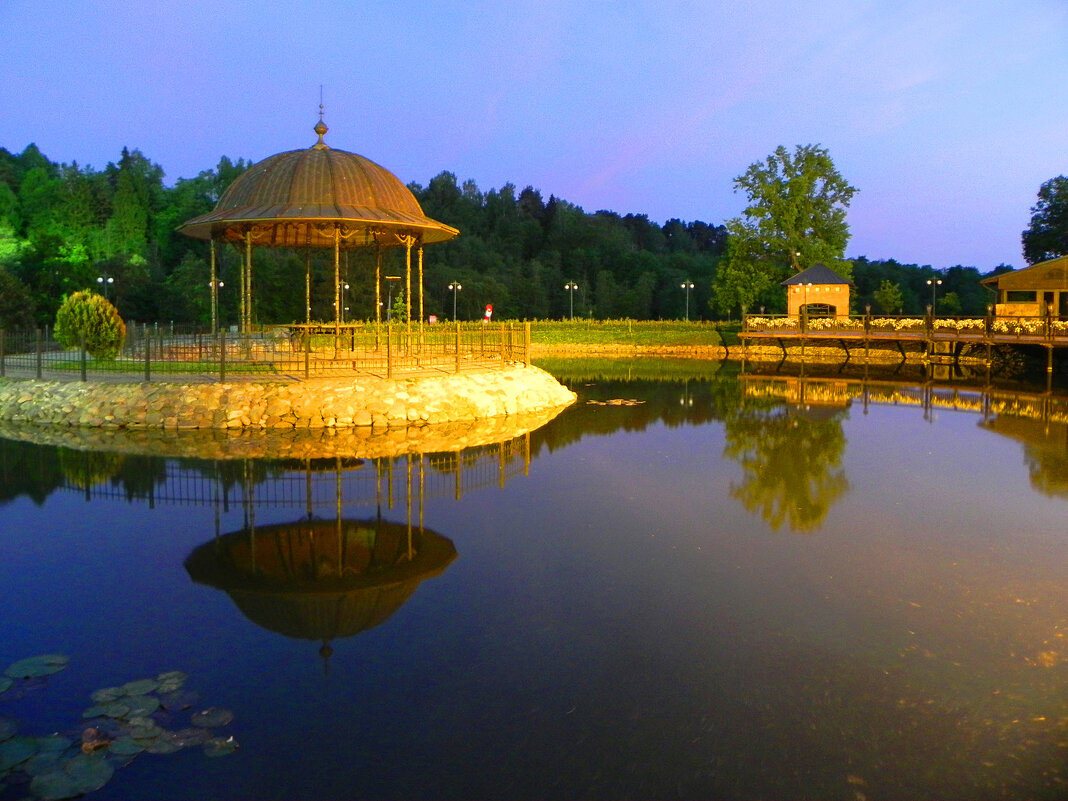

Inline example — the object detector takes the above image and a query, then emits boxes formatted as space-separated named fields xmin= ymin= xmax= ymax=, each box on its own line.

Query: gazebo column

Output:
xmin=375 ymin=246 xmax=382 ymax=349
xmin=333 ymin=225 xmax=341 ymax=338
xmin=305 ymin=252 xmax=311 ymax=324
xmin=404 ymin=236 xmax=413 ymax=345
xmin=244 ymin=230 xmax=254 ymax=334
xmin=209 ymin=240 xmax=219 ymax=335
xmin=418 ymin=244 xmax=425 ymax=351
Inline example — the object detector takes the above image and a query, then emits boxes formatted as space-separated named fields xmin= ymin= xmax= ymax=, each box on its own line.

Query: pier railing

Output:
xmin=742 ymin=313 xmax=1068 ymax=344
xmin=0 ymin=321 xmax=532 ymax=383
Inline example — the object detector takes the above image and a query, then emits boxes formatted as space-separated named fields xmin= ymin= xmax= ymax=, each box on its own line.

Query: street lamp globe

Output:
xmin=564 ymin=281 xmax=579 ymax=321
xmin=448 ymin=282 xmax=462 ymax=320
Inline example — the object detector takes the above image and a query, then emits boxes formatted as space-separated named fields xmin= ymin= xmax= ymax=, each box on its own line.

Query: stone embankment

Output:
xmin=0 ymin=365 xmax=576 ymax=430
xmin=0 ymin=406 xmax=567 ymax=461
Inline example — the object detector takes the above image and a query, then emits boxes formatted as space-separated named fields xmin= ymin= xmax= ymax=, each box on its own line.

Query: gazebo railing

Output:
xmin=0 ymin=322 xmax=531 ymax=383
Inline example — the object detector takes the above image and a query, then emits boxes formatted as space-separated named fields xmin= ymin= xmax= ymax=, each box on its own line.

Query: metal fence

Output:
xmin=0 ymin=321 xmax=531 ymax=383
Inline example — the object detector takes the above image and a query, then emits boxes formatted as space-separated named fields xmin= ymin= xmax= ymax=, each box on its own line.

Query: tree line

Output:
xmin=0 ymin=141 xmax=1060 ymax=330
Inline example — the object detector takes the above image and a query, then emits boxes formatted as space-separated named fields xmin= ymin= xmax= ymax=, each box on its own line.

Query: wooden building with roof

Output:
xmin=980 ymin=255 xmax=1068 ymax=318
xmin=781 ymin=263 xmax=852 ymax=319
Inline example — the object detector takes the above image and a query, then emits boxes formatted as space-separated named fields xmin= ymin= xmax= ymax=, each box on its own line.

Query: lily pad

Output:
xmin=156 ymin=670 xmax=187 ymax=692
xmin=4 ymin=654 xmax=69 ymax=679
xmin=107 ymin=736 xmax=145 ymax=757
xmin=124 ymin=695 xmax=160 ymax=717
xmin=172 ymin=726 xmax=211 ymax=748
xmin=29 ymin=770 xmax=81 ymax=801
xmin=125 ymin=717 xmax=162 ymax=741
xmin=64 ymin=752 xmax=114 ymax=793
xmin=89 ymin=686 xmax=125 ymax=704
xmin=35 ymin=735 xmax=72 ymax=753
xmin=146 ymin=733 xmax=183 ymax=755
xmin=0 ymin=735 xmax=37 ymax=770
xmin=82 ymin=701 xmax=129 ymax=719
xmin=191 ymin=707 xmax=233 ymax=728
xmin=0 ymin=716 xmax=17 ymax=743
xmin=202 ymin=736 xmax=238 ymax=757
xmin=159 ymin=689 xmax=198 ymax=711
xmin=0 ymin=676 xmax=11 ymax=694
xmin=23 ymin=752 xmax=65 ymax=777
xmin=121 ymin=678 xmax=159 ymax=697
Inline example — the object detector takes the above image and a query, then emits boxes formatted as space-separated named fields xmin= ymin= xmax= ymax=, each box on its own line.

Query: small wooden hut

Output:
xmin=782 ymin=263 xmax=852 ymax=318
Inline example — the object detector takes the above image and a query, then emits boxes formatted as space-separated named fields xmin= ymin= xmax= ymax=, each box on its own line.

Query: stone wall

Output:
xmin=0 ymin=365 xmax=576 ymax=430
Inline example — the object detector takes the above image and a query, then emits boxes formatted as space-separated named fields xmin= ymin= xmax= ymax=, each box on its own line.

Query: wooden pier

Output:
xmin=739 ymin=313 xmax=1068 ymax=372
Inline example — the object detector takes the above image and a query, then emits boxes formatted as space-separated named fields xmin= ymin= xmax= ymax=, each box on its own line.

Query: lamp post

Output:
xmin=680 ymin=280 xmax=694 ymax=321
xmin=96 ymin=274 xmax=114 ymax=300
xmin=564 ymin=281 xmax=579 ymax=320
xmin=384 ymin=275 xmax=401 ymax=322
xmin=448 ymin=281 xmax=462 ymax=321
xmin=208 ymin=279 xmax=224 ymax=334
xmin=338 ymin=283 xmax=349 ymax=324
xmin=926 ymin=278 xmax=943 ymax=315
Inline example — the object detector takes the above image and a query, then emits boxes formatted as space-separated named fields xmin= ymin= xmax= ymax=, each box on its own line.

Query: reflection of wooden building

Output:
xmin=981 ymin=256 xmax=1068 ymax=318
xmin=782 ymin=263 xmax=852 ymax=319
xmin=185 ymin=518 xmax=456 ymax=643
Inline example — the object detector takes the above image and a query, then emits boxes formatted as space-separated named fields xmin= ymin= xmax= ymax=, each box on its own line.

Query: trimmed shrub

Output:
xmin=54 ymin=291 xmax=126 ymax=360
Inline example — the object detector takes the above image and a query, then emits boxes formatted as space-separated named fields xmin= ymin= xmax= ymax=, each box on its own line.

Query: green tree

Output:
xmin=715 ymin=144 xmax=857 ymax=315
xmin=873 ymin=279 xmax=904 ymax=314
xmin=0 ymin=268 xmax=34 ymax=329
xmin=54 ymin=290 xmax=126 ymax=360
xmin=1022 ymin=176 xmax=1068 ymax=265
xmin=712 ymin=236 xmax=778 ymax=315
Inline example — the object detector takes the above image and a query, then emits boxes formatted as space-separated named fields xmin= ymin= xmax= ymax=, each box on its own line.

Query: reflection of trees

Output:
xmin=1023 ymin=447 xmax=1068 ymax=497
xmin=722 ymin=401 xmax=850 ymax=532
xmin=57 ymin=448 xmax=126 ymax=489
xmin=109 ymin=454 xmax=167 ymax=500
xmin=978 ymin=417 xmax=1068 ymax=498
xmin=531 ymin=375 xmax=743 ymax=456
xmin=0 ymin=437 xmax=65 ymax=505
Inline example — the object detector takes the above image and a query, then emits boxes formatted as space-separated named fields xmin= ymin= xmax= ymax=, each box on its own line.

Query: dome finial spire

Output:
xmin=313 ymin=85 xmax=329 ymax=149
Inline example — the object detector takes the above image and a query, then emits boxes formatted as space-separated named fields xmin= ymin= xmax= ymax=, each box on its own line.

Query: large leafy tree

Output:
xmin=715 ymin=144 xmax=857 ymax=315
xmin=1022 ymin=176 xmax=1068 ymax=265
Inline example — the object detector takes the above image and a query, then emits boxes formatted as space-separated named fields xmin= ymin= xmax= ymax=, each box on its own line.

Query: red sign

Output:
xmin=484 ymin=304 xmax=493 ymax=319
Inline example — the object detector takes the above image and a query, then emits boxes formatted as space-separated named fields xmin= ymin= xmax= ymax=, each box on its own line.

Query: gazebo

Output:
xmin=178 ymin=113 xmax=459 ymax=335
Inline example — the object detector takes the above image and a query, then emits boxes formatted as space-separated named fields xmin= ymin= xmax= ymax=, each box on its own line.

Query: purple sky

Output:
xmin=1 ymin=0 xmax=1064 ymax=271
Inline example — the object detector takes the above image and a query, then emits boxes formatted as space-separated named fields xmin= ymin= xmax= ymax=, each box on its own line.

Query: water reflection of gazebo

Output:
xmin=184 ymin=517 xmax=457 ymax=654
xmin=178 ymin=112 xmax=459 ymax=335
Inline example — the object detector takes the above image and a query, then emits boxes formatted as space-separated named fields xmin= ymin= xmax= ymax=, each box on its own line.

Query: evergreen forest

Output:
xmin=0 ymin=143 xmax=1016 ymax=330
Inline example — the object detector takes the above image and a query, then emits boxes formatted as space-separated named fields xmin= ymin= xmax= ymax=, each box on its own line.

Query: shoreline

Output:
xmin=0 ymin=364 xmax=576 ymax=430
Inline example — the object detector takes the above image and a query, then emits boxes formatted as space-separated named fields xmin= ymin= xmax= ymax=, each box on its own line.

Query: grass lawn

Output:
xmin=528 ymin=319 xmax=739 ymax=346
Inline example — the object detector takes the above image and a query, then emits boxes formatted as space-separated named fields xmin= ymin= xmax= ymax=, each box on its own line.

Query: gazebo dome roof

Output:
xmin=178 ymin=118 xmax=459 ymax=248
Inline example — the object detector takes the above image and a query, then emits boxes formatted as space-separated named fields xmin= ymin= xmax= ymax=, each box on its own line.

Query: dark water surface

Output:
xmin=2 ymin=359 xmax=1068 ymax=800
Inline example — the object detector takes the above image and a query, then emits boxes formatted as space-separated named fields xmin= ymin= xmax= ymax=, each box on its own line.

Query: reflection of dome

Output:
xmin=184 ymin=518 xmax=456 ymax=641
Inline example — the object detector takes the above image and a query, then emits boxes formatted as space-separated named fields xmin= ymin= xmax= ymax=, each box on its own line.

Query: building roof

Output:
xmin=781 ymin=263 xmax=852 ymax=286
xmin=178 ymin=118 xmax=459 ymax=248
xmin=980 ymin=255 xmax=1068 ymax=289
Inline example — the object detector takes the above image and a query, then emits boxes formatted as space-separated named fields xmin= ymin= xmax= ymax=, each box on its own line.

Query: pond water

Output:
xmin=2 ymin=358 xmax=1068 ymax=800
